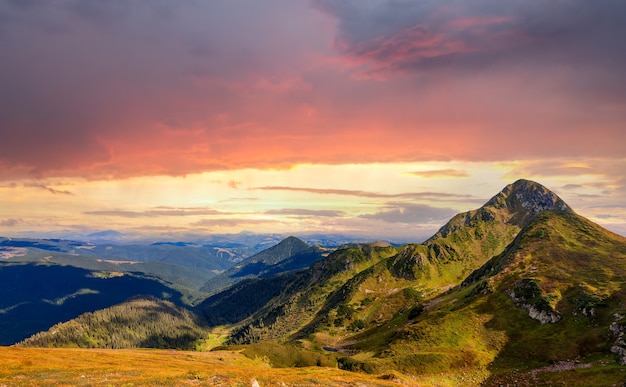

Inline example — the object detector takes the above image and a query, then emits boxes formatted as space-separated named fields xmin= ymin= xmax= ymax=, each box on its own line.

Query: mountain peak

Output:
xmin=277 ymin=236 xmax=309 ymax=249
xmin=244 ymin=236 xmax=310 ymax=266
xmin=484 ymin=179 xmax=573 ymax=221
xmin=433 ymin=180 xmax=573 ymax=239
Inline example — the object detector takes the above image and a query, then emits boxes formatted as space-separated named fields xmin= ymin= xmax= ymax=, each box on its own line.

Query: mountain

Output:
xmin=200 ymin=236 xmax=327 ymax=294
xmin=361 ymin=209 xmax=626 ymax=384
xmin=387 ymin=179 xmax=572 ymax=286
xmin=17 ymin=296 xmax=209 ymax=350
xmin=196 ymin=242 xmax=398 ymax=330
xmin=0 ymin=236 xmax=325 ymax=345
xmin=14 ymin=179 xmax=626 ymax=384
xmin=204 ymin=180 xmax=568 ymax=343
xmin=0 ymin=238 xmax=242 ymax=292
xmin=86 ymin=230 xmax=126 ymax=243
xmin=192 ymin=180 xmax=626 ymax=384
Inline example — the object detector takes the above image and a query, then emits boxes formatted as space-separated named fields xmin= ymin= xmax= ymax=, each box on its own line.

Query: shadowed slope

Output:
xmin=0 ymin=263 xmax=185 ymax=345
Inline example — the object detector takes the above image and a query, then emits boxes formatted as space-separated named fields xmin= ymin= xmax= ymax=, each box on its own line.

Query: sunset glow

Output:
xmin=0 ymin=1 xmax=624 ymax=241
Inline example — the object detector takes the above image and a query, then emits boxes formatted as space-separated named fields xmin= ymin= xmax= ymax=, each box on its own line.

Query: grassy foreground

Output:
xmin=0 ymin=347 xmax=407 ymax=386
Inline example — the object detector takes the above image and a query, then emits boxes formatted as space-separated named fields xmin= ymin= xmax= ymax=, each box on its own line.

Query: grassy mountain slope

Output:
xmin=327 ymin=210 xmax=626 ymax=384
xmin=197 ymin=243 xmax=398 ymax=342
xmin=17 ymin=297 xmax=209 ymax=350
xmin=387 ymin=179 xmax=572 ymax=286
xmin=216 ymin=180 xmax=567 ymax=346
xmin=198 ymin=180 xmax=626 ymax=384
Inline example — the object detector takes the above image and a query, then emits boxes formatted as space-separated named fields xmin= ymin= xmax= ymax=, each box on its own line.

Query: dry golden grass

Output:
xmin=0 ymin=347 xmax=412 ymax=386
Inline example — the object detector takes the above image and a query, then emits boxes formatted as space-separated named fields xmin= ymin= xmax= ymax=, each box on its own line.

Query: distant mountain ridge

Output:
xmin=200 ymin=236 xmax=326 ymax=294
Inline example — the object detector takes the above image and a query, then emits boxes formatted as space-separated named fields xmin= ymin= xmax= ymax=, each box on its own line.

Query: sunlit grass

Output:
xmin=0 ymin=347 xmax=407 ymax=386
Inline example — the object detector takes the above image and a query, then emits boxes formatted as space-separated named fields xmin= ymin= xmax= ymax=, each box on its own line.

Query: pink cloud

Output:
xmin=0 ymin=1 xmax=623 ymax=180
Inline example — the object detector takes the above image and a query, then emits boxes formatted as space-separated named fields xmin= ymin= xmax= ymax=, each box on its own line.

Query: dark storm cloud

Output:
xmin=0 ymin=0 xmax=625 ymax=179
xmin=315 ymin=0 xmax=626 ymax=77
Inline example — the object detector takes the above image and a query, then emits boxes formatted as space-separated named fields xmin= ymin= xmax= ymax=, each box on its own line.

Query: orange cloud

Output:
xmin=405 ymin=169 xmax=470 ymax=178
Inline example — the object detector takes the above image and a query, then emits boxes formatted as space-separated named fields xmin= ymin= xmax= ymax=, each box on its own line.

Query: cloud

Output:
xmin=265 ymin=208 xmax=344 ymax=217
xmin=192 ymin=218 xmax=280 ymax=228
xmin=0 ymin=1 xmax=328 ymax=179
xmin=317 ymin=0 xmax=626 ymax=78
xmin=505 ymin=160 xmax=602 ymax=178
xmin=253 ymin=186 xmax=472 ymax=201
xmin=405 ymin=169 xmax=469 ymax=178
xmin=84 ymin=207 xmax=226 ymax=218
xmin=228 ymin=180 xmax=242 ymax=189
xmin=359 ymin=203 xmax=457 ymax=224
xmin=0 ymin=0 xmax=624 ymax=180
xmin=23 ymin=183 xmax=73 ymax=195
xmin=560 ymin=184 xmax=585 ymax=190
xmin=506 ymin=159 xmax=626 ymax=195
xmin=0 ymin=218 xmax=22 ymax=227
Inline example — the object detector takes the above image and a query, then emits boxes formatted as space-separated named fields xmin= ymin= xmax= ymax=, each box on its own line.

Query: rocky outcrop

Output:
xmin=483 ymin=179 xmax=573 ymax=227
xmin=507 ymin=279 xmax=561 ymax=324
xmin=609 ymin=313 xmax=626 ymax=365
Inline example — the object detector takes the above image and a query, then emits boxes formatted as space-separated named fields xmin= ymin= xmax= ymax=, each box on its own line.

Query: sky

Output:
xmin=0 ymin=0 xmax=625 ymax=242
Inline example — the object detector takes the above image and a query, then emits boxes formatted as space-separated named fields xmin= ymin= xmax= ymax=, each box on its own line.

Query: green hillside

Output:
xmin=196 ymin=242 xmax=397 ymax=334
xmin=317 ymin=210 xmax=624 ymax=382
xmin=17 ymin=297 xmax=209 ymax=350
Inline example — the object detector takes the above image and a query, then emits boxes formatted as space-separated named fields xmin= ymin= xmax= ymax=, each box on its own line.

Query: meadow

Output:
xmin=0 ymin=347 xmax=406 ymax=386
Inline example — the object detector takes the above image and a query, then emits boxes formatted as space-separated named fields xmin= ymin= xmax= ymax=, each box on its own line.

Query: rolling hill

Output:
xmin=17 ymin=296 xmax=210 ymax=350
